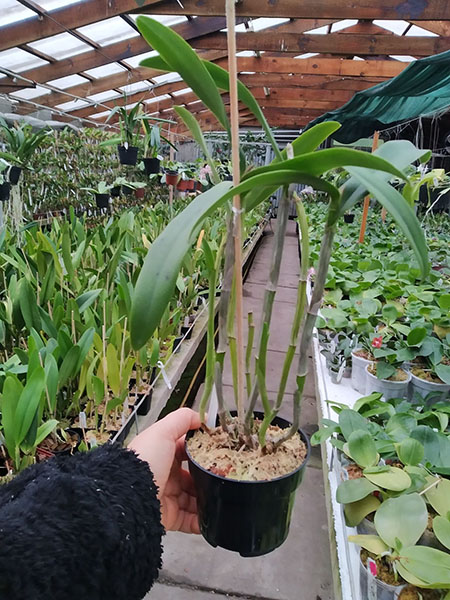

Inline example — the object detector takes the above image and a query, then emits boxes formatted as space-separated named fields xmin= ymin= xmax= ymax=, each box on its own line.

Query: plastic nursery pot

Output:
xmin=137 ymin=367 xmax=157 ymax=416
xmin=186 ymin=179 xmax=196 ymax=191
xmin=9 ymin=166 xmax=22 ymax=185
xmin=185 ymin=411 xmax=311 ymax=557
xmin=176 ymin=178 xmax=189 ymax=191
xmin=165 ymin=170 xmax=179 ymax=186
xmin=0 ymin=182 xmax=11 ymax=202
xmin=95 ymin=193 xmax=110 ymax=209
xmin=360 ymin=556 xmax=405 ymax=600
xmin=143 ymin=157 xmax=160 ymax=175
xmin=122 ymin=184 xmax=134 ymax=196
xmin=408 ymin=372 xmax=450 ymax=403
xmin=194 ymin=181 xmax=203 ymax=192
xmin=365 ymin=365 xmax=411 ymax=400
xmin=134 ymin=187 xmax=145 ymax=199
xmin=343 ymin=213 xmax=355 ymax=223
xmin=181 ymin=324 xmax=193 ymax=340
xmin=111 ymin=185 xmax=121 ymax=198
xmin=117 ymin=144 xmax=138 ymax=166
xmin=173 ymin=335 xmax=183 ymax=353
xmin=351 ymin=350 xmax=374 ymax=394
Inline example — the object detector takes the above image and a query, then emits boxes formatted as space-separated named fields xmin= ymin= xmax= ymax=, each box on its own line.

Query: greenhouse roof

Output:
xmin=0 ymin=1 xmax=449 ymax=134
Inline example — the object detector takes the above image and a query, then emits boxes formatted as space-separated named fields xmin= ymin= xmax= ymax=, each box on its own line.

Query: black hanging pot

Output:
xmin=9 ymin=166 xmax=22 ymax=185
xmin=0 ymin=182 xmax=11 ymax=202
xmin=111 ymin=185 xmax=121 ymax=197
xmin=122 ymin=184 xmax=134 ymax=196
xmin=344 ymin=213 xmax=355 ymax=223
xmin=143 ymin=157 xmax=160 ymax=175
xmin=95 ymin=193 xmax=110 ymax=209
xmin=186 ymin=412 xmax=310 ymax=557
xmin=117 ymin=144 xmax=138 ymax=166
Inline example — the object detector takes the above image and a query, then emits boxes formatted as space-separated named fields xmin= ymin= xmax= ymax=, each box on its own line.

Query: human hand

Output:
xmin=128 ymin=408 xmax=201 ymax=534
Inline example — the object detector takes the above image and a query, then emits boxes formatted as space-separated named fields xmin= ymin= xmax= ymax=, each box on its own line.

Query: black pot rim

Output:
xmin=185 ymin=411 xmax=311 ymax=485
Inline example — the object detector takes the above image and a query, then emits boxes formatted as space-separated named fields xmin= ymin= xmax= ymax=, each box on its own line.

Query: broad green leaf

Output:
xmin=44 ymin=353 xmax=58 ymax=414
xmin=58 ymin=345 xmax=81 ymax=389
xmin=347 ymin=430 xmax=378 ymax=468
xmin=339 ymin=409 xmax=369 ymax=441
xmin=435 ymin=363 xmax=450 ymax=385
xmin=364 ymin=466 xmax=411 ymax=491
xmin=106 ymin=343 xmax=121 ymax=397
xmin=398 ymin=546 xmax=450 ymax=587
xmin=425 ymin=478 xmax=450 ymax=516
xmin=336 ymin=477 xmax=379 ymax=504
xmin=395 ymin=438 xmax=424 ymax=466
xmin=92 ymin=375 xmax=104 ymax=407
xmin=433 ymin=516 xmax=450 ymax=551
xmin=15 ymin=366 xmax=45 ymax=446
xmin=18 ymin=278 xmax=41 ymax=332
xmin=0 ymin=375 xmax=23 ymax=460
xmin=136 ymin=16 xmax=229 ymax=130
xmin=407 ymin=326 xmax=427 ymax=347
xmin=374 ymin=493 xmax=427 ymax=549
xmin=35 ymin=419 xmax=59 ymax=446
xmin=344 ymin=495 xmax=381 ymax=527
xmin=76 ymin=289 xmax=102 ymax=313
xmin=347 ymin=534 xmax=389 ymax=555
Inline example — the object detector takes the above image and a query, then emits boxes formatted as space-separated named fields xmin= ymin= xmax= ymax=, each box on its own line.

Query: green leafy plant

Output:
xmin=0 ymin=118 xmax=51 ymax=167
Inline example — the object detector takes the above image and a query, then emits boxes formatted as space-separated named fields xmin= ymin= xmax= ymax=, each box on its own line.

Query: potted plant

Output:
xmin=129 ymin=15 xmax=430 ymax=557
xmin=0 ymin=117 xmax=51 ymax=184
xmin=408 ymin=333 xmax=450 ymax=402
xmin=112 ymin=177 xmax=146 ymax=197
xmin=81 ymin=181 xmax=112 ymax=208
xmin=0 ymin=158 xmax=11 ymax=202
xmin=101 ymin=98 xmax=144 ymax=166
xmin=352 ymin=335 xmax=377 ymax=394
xmin=141 ymin=117 xmax=177 ymax=175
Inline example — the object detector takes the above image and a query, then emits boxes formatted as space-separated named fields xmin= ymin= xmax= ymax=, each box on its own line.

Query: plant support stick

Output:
xmin=226 ymin=0 xmax=246 ymax=430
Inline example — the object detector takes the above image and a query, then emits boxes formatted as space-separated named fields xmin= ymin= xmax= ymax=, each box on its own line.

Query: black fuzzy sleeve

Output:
xmin=0 ymin=444 xmax=164 ymax=600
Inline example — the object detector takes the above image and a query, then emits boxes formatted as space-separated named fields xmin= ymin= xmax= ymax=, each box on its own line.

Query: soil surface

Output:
xmin=398 ymin=586 xmax=444 ymax=600
xmin=368 ymin=364 xmax=409 ymax=381
xmin=411 ymin=367 xmax=445 ymax=384
xmin=353 ymin=349 xmax=375 ymax=361
xmin=187 ymin=419 xmax=307 ymax=481
xmin=345 ymin=463 xmax=364 ymax=479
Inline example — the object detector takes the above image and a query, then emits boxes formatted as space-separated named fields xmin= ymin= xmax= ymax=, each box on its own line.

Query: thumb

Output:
xmin=154 ymin=408 xmax=201 ymax=441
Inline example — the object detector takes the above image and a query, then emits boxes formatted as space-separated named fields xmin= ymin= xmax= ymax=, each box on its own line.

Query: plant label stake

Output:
xmin=358 ymin=131 xmax=379 ymax=244
xmin=157 ymin=360 xmax=173 ymax=390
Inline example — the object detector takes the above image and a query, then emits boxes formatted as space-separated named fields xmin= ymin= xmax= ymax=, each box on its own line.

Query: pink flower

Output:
xmin=372 ymin=336 xmax=383 ymax=348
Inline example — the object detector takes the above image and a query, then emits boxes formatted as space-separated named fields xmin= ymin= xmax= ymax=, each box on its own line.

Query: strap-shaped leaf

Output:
xmin=136 ymin=16 xmax=229 ymax=131
xmin=15 ymin=366 xmax=45 ymax=446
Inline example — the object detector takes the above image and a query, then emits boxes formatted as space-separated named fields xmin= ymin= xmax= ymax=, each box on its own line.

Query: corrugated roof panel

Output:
xmin=122 ymin=51 xmax=159 ymax=69
xmin=0 ymin=0 xmax=35 ymax=28
xmin=406 ymin=24 xmax=438 ymax=37
xmin=373 ymin=20 xmax=409 ymax=34
xmin=47 ymin=74 xmax=90 ymax=89
xmin=38 ymin=0 xmax=83 ymax=9
xmin=28 ymin=32 xmax=91 ymax=60
xmin=84 ymin=63 xmax=127 ymax=79
xmin=56 ymin=99 xmax=89 ymax=111
xmin=119 ymin=81 xmax=151 ymax=94
xmin=86 ymin=90 xmax=121 ymax=103
xmin=0 ymin=48 xmax=48 ymax=73
xmin=129 ymin=14 xmax=188 ymax=27
xmin=76 ymin=17 xmax=139 ymax=46
xmin=331 ymin=20 xmax=358 ymax=32
xmin=10 ymin=85 xmax=51 ymax=99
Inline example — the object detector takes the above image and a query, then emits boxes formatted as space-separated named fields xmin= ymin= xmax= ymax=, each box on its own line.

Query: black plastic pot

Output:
xmin=95 ymin=193 xmax=110 ymax=209
xmin=173 ymin=335 xmax=183 ymax=353
xmin=9 ymin=166 xmax=22 ymax=185
xmin=117 ymin=145 xmax=138 ymax=166
xmin=111 ymin=185 xmax=121 ymax=197
xmin=344 ymin=213 xmax=355 ymax=223
xmin=0 ymin=182 xmax=11 ymax=202
xmin=122 ymin=184 xmax=134 ymax=196
xmin=186 ymin=412 xmax=310 ymax=557
xmin=181 ymin=324 xmax=193 ymax=340
xmin=137 ymin=367 xmax=157 ymax=416
xmin=143 ymin=157 xmax=160 ymax=175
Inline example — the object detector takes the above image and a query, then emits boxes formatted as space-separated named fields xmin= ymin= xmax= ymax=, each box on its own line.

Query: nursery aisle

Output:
xmin=148 ymin=220 xmax=333 ymax=600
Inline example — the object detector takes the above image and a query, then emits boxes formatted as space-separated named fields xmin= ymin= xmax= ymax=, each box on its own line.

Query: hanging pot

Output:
xmin=143 ymin=157 xmax=160 ymax=175
xmin=351 ymin=350 xmax=374 ymax=394
xmin=134 ymin=187 xmax=145 ymax=199
xmin=122 ymin=184 xmax=134 ymax=196
xmin=408 ymin=371 xmax=450 ymax=403
xmin=344 ymin=213 xmax=355 ymax=223
xmin=365 ymin=366 xmax=411 ymax=400
xmin=117 ymin=145 xmax=138 ymax=166
xmin=165 ymin=170 xmax=179 ymax=186
xmin=95 ymin=193 xmax=110 ymax=209
xmin=9 ymin=166 xmax=22 ymax=185
xmin=186 ymin=412 xmax=310 ymax=557
xmin=111 ymin=185 xmax=121 ymax=197
xmin=0 ymin=182 xmax=11 ymax=202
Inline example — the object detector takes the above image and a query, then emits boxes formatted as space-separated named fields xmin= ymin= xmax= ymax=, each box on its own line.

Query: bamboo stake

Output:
xmin=226 ymin=0 xmax=246 ymax=428
xmin=358 ymin=131 xmax=379 ymax=244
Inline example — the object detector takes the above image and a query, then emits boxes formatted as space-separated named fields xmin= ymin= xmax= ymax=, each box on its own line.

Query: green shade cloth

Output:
xmin=307 ymin=50 xmax=450 ymax=143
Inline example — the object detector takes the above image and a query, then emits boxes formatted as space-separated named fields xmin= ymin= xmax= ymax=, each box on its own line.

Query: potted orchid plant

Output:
xmin=129 ymin=14 xmax=430 ymax=557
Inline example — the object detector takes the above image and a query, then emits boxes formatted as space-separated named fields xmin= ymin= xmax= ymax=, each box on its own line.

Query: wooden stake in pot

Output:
xmin=226 ymin=0 xmax=246 ymax=429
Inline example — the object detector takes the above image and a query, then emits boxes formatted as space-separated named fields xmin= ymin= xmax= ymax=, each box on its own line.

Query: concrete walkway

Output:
xmin=147 ymin=221 xmax=333 ymax=600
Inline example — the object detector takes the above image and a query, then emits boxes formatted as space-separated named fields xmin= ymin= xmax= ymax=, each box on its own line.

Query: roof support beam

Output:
xmin=138 ymin=0 xmax=449 ymax=21
xmin=192 ymin=32 xmax=450 ymax=56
